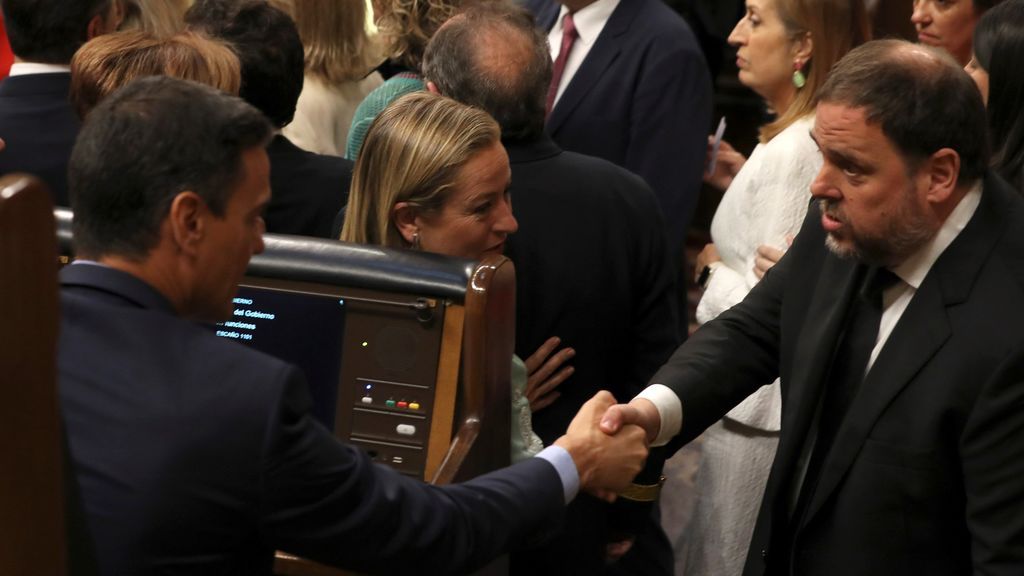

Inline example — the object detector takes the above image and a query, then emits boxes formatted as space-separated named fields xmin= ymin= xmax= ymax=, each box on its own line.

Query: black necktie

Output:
xmin=795 ymin=266 xmax=900 ymax=519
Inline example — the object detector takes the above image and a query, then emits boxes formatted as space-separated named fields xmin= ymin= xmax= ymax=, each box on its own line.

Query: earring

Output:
xmin=792 ymin=60 xmax=807 ymax=89
xmin=411 ymin=231 xmax=421 ymax=250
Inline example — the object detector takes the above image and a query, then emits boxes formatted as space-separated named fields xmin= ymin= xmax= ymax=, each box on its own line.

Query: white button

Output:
xmin=396 ymin=424 xmax=416 ymax=436
xmin=361 ymin=397 xmax=373 ymax=404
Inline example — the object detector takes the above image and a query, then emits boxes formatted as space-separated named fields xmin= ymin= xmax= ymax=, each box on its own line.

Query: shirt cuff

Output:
xmin=535 ymin=445 xmax=579 ymax=504
xmin=636 ymin=384 xmax=682 ymax=447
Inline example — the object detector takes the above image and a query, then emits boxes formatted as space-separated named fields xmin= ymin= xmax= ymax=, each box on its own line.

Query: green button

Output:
xmin=385 ymin=399 xmax=396 ymax=408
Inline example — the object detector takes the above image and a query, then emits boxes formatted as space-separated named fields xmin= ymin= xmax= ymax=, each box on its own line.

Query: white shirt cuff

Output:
xmin=636 ymin=384 xmax=682 ymax=447
xmin=535 ymin=445 xmax=579 ymax=504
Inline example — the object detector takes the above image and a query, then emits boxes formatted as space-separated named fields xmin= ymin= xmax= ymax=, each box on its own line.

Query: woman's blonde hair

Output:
xmin=119 ymin=0 xmax=191 ymax=38
xmin=761 ymin=0 xmax=870 ymax=142
xmin=292 ymin=0 xmax=382 ymax=84
xmin=70 ymin=29 xmax=241 ymax=118
xmin=376 ymin=0 xmax=466 ymax=71
xmin=341 ymin=91 xmax=500 ymax=248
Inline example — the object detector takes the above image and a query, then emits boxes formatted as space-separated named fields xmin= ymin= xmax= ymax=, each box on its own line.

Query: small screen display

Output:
xmin=211 ymin=285 xmax=346 ymax=429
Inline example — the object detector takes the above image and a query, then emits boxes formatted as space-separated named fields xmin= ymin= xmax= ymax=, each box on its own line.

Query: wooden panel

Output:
xmin=0 ymin=175 xmax=65 ymax=574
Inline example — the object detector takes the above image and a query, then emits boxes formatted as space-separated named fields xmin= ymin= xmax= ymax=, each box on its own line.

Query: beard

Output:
xmin=820 ymin=187 xmax=936 ymax=267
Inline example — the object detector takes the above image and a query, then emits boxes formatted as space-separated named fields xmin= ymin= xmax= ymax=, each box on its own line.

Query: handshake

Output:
xmin=552 ymin=391 xmax=663 ymax=499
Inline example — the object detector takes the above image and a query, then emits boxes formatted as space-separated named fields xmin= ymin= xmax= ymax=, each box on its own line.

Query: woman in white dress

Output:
xmin=676 ymin=1 xmax=869 ymax=574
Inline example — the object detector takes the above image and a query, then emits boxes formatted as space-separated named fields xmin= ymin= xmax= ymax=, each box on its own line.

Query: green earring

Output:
xmin=792 ymin=68 xmax=806 ymax=89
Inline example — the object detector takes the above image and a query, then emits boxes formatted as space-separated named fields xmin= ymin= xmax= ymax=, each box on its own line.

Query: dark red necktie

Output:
xmin=546 ymin=12 xmax=578 ymax=116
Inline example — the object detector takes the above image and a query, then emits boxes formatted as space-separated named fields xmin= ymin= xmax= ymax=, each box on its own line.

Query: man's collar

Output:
xmin=555 ymin=0 xmax=620 ymax=45
xmin=61 ymin=261 xmax=177 ymax=315
xmin=8 ymin=62 xmax=72 ymax=77
xmin=891 ymin=181 xmax=983 ymax=289
xmin=502 ymin=134 xmax=562 ymax=164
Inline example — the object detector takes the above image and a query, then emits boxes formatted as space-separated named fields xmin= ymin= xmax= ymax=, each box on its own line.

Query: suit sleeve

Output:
xmin=654 ymin=206 xmax=824 ymax=455
xmin=258 ymin=367 xmax=566 ymax=574
xmin=961 ymin=349 xmax=1024 ymax=574
xmin=626 ymin=33 xmax=712 ymax=247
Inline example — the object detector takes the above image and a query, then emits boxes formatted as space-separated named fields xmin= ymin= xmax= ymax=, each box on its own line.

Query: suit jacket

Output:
xmin=0 ymin=72 xmax=79 ymax=206
xmin=529 ymin=0 xmax=713 ymax=252
xmin=504 ymin=135 xmax=680 ymax=442
xmin=653 ymin=173 xmax=1024 ymax=575
xmin=59 ymin=263 xmax=565 ymax=575
xmin=265 ymin=134 xmax=353 ymax=239
xmin=504 ymin=135 xmax=679 ymax=575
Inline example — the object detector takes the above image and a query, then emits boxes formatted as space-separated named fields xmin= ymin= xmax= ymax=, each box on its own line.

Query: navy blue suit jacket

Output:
xmin=265 ymin=135 xmax=353 ymax=239
xmin=0 ymin=72 xmax=79 ymax=206
xmin=59 ymin=263 xmax=564 ymax=575
xmin=530 ymin=0 xmax=713 ymax=252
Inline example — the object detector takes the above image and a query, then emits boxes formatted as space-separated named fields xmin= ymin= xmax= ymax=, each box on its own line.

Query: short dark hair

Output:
xmin=69 ymin=76 xmax=273 ymax=260
xmin=816 ymin=39 xmax=989 ymax=184
xmin=1 ymin=0 xmax=112 ymax=63
xmin=422 ymin=2 xmax=550 ymax=141
xmin=974 ymin=0 xmax=1024 ymax=191
xmin=974 ymin=0 xmax=1007 ymax=12
xmin=184 ymin=0 xmax=304 ymax=128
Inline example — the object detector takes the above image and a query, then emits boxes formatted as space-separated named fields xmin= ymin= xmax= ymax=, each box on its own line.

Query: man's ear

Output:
xmin=923 ymin=148 xmax=961 ymax=205
xmin=168 ymin=191 xmax=207 ymax=257
xmin=86 ymin=1 xmax=124 ymax=40
xmin=392 ymin=201 xmax=419 ymax=245
xmin=425 ymin=80 xmax=441 ymax=95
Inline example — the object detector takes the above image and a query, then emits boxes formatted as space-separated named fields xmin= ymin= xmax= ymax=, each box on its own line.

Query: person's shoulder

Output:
xmin=541 ymin=149 xmax=661 ymax=212
xmin=630 ymin=0 xmax=699 ymax=42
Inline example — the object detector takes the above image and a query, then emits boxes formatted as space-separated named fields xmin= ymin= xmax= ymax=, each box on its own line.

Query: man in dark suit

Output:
xmin=524 ymin=0 xmax=712 ymax=256
xmin=60 ymin=75 xmax=650 ymax=575
xmin=423 ymin=5 xmax=680 ymax=574
xmin=601 ymin=40 xmax=1024 ymax=575
xmin=185 ymin=0 xmax=352 ymax=239
xmin=0 ymin=0 xmax=122 ymax=206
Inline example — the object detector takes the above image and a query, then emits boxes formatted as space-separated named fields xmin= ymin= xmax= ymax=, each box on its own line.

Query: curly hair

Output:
xmin=376 ymin=0 xmax=466 ymax=70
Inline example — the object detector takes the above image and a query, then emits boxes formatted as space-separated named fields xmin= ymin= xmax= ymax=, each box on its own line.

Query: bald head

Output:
xmin=423 ymin=3 xmax=551 ymax=141
xmin=817 ymin=39 xmax=989 ymax=184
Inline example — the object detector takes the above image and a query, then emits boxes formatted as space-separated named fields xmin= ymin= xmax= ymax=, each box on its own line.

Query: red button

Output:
xmin=397 ymin=401 xmax=408 ymax=409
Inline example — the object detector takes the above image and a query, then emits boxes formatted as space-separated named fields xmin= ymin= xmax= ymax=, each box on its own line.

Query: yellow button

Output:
xmin=409 ymin=402 xmax=421 ymax=411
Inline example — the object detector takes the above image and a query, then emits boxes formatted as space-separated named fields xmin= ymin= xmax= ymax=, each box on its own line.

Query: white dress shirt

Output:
xmin=640 ymin=182 xmax=984 ymax=447
xmin=7 ymin=62 xmax=71 ymax=76
xmin=547 ymin=0 xmax=620 ymax=107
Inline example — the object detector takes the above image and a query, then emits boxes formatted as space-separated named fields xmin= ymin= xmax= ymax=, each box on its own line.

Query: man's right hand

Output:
xmin=554 ymin=391 xmax=648 ymax=497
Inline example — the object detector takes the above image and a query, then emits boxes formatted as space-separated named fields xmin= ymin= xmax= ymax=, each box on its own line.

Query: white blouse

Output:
xmin=696 ymin=115 xmax=821 ymax=430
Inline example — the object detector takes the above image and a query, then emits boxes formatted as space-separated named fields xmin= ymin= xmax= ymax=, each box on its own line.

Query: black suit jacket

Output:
xmin=59 ymin=263 xmax=565 ymax=575
xmin=0 ymin=72 xmax=79 ymax=206
xmin=529 ymin=0 xmax=713 ymax=251
xmin=265 ymin=134 xmax=353 ymax=238
xmin=504 ymin=135 xmax=680 ymax=442
xmin=504 ymin=135 xmax=679 ymax=575
xmin=654 ymin=173 xmax=1024 ymax=575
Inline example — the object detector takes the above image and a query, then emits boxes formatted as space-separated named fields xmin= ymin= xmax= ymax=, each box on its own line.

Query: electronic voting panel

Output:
xmin=218 ymin=235 xmax=474 ymax=482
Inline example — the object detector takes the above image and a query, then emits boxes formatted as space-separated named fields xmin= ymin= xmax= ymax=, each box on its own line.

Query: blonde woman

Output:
xmin=343 ymin=92 xmax=574 ymax=462
xmin=679 ymin=0 xmax=869 ymax=573
xmin=119 ymin=0 xmax=191 ymax=37
xmin=70 ymin=29 xmax=240 ymax=118
xmin=345 ymin=0 xmax=466 ymax=159
xmin=282 ymin=0 xmax=384 ymax=157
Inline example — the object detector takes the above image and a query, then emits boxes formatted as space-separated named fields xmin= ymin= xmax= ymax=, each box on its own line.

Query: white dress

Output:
xmin=283 ymin=72 xmax=384 ymax=158
xmin=672 ymin=115 xmax=821 ymax=576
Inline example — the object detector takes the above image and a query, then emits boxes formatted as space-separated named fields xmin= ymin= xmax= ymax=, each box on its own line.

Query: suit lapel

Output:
xmin=802 ymin=281 xmax=950 ymax=523
xmin=774 ymin=257 xmax=861 ymax=488
xmin=800 ymin=174 xmax=1011 ymax=525
xmin=546 ymin=0 xmax=640 ymax=133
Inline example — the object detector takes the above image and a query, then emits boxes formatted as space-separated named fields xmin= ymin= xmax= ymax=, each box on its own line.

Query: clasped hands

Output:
xmin=553 ymin=392 xmax=662 ymax=501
